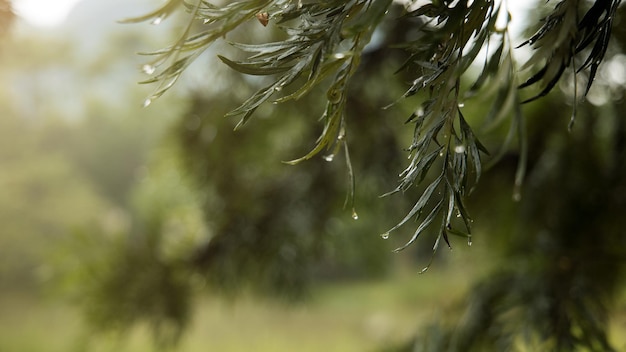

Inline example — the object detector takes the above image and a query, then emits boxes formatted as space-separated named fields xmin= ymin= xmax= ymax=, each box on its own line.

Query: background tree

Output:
xmin=60 ymin=0 xmax=626 ymax=351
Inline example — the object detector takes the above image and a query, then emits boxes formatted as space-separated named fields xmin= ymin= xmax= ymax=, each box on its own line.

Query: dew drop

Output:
xmin=351 ymin=210 xmax=359 ymax=220
xmin=333 ymin=52 xmax=346 ymax=59
xmin=337 ymin=127 xmax=346 ymax=140
xmin=327 ymin=90 xmax=342 ymax=104
xmin=380 ymin=232 xmax=389 ymax=240
xmin=274 ymin=86 xmax=282 ymax=92
xmin=418 ymin=266 xmax=429 ymax=274
xmin=454 ymin=145 xmax=466 ymax=154
xmin=142 ymin=64 xmax=156 ymax=75
xmin=203 ymin=18 xmax=211 ymax=24
xmin=322 ymin=154 xmax=334 ymax=162
xmin=513 ymin=192 xmax=522 ymax=202
xmin=151 ymin=14 xmax=165 ymax=25
xmin=458 ymin=102 xmax=465 ymax=108
xmin=456 ymin=211 xmax=461 ymax=218
xmin=142 ymin=98 xmax=152 ymax=108
xmin=467 ymin=237 xmax=473 ymax=246
xmin=439 ymin=151 xmax=444 ymax=157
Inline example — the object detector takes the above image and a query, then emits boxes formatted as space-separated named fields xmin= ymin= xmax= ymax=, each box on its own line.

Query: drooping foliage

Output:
xmin=124 ymin=0 xmax=621 ymax=265
xmin=71 ymin=0 xmax=626 ymax=350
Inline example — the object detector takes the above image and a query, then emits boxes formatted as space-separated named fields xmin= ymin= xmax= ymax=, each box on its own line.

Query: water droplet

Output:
xmin=456 ymin=211 xmax=461 ymax=218
xmin=142 ymin=98 xmax=152 ymax=108
xmin=274 ymin=86 xmax=282 ymax=92
xmin=418 ymin=266 xmax=429 ymax=274
xmin=380 ymin=233 xmax=389 ymax=240
xmin=454 ymin=145 xmax=466 ymax=154
xmin=467 ymin=237 xmax=473 ymax=246
xmin=351 ymin=210 xmax=359 ymax=220
xmin=142 ymin=64 xmax=156 ymax=75
xmin=333 ymin=52 xmax=346 ymax=59
xmin=458 ymin=102 xmax=465 ymax=107
xmin=203 ymin=18 xmax=211 ymax=24
xmin=151 ymin=14 xmax=165 ymax=25
xmin=322 ymin=154 xmax=334 ymax=162
xmin=439 ymin=151 xmax=444 ymax=157
xmin=327 ymin=90 xmax=342 ymax=104
xmin=513 ymin=192 xmax=522 ymax=202
xmin=337 ymin=127 xmax=346 ymax=140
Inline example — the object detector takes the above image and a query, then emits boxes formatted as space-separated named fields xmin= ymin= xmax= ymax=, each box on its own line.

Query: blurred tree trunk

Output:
xmin=0 ymin=0 xmax=13 ymax=35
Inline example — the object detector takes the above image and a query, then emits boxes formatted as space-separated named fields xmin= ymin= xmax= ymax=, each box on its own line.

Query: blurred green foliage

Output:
xmin=1 ymin=1 xmax=625 ymax=351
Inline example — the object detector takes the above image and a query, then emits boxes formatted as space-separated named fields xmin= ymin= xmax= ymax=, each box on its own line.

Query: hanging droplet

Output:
xmin=151 ymin=14 xmax=165 ymax=25
xmin=458 ymin=102 xmax=465 ymax=108
xmin=456 ymin=211 xmax=461 ymax=218
xmin=380 ymin=232 xmax=389 ymax=240
xmin=327 ymin=89 xmax=342 ymax=104
xmin=351 ymin=209 xmax=359 ymax=220
xmin=142 ymin=64 xmax=156 ymax=75
xmin=512 ymin=191 xmax=522 ymax=202
xmin=454 ymin=145 xmax=466 ymax=154
xmin=322 ymin=154 xmax=334 ymax=162
xmin=418 ymin=266 xmax=429 ymax=274
xmin=337 ymin=127 xmax=346 ymax=140
xmin=142 ymin=98 xmax=152 ymax=108
xmin=467 ymin=237 xmax=473 ymax=246
xmin=439 ymin=151 xmax=444 ymax=157
xmin=333 ymin=52 xmax=347 ymax=59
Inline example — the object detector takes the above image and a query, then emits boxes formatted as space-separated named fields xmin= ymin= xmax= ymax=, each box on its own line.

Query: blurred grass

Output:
xmin=0 ymin=263 xmax=469 ymax=352
xmin=1 ymin=256 xmax=624 ymax=352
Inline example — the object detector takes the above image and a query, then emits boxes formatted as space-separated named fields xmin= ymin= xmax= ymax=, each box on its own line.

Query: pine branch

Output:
xmin=124 ymin=0 xmax=621 ymax=264
xmin=518 ymin=0 xmax=622 ymax=110
xmin=380 ymin=0 xmax=520 ymax=270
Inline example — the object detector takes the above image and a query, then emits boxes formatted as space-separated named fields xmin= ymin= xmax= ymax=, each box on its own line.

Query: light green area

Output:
xmin=1 ymin=268 xmax=624 ymax=352
xmin=0 ymin=273 xmax=460 ymax=352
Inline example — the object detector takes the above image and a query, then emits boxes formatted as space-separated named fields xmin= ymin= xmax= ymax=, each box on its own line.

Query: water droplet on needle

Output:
xmin=381 ymin=233 xmax=389 ymax=240
xmin=151 ymin=14 xmax=165 ymax=25
xmin=142 ymin=64 xmax=155 ymax=75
